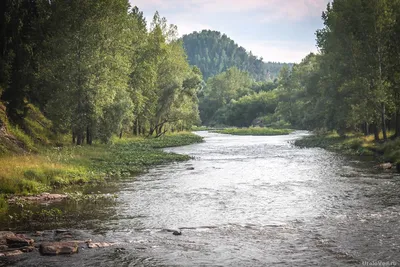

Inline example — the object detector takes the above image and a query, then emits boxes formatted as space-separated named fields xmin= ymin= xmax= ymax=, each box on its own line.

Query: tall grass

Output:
xmin=0 ymin=132 xmax=203 ymax=196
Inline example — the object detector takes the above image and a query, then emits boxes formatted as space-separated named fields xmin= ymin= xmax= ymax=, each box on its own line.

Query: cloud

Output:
xmin=239 ymin=40 xmax=318 ymax=63
xmin=131 ymin=0 xmax=329 ymax=21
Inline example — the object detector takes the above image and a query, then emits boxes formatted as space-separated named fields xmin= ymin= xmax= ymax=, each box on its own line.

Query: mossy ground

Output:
xmin=0 ymin=132 xmax=203 ymax=201
xmin=214 ymin=127 xmax=293 ymax=136
xmin=295 ymin=131 xmax=400 ymax=164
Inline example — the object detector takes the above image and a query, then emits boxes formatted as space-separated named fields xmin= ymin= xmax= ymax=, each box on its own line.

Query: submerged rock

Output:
xmin=39 ymin=242 xmax=78 ymax=256
xmin=6 ymin=235 xmax=34 ymax=248
xmin=86 ymin=242 xmax=115 ymax=249
xmin=172 ymin=231 xmax=182 ymax=236
xmin=0 ymin=250 xmax=24 ymax=257
xmin=376 ymin=162 xmax=392 ymax=170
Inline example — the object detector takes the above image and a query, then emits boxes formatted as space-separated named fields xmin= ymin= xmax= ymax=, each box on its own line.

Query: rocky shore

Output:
xmin=0 ymin=230 xmax=116 ymax=257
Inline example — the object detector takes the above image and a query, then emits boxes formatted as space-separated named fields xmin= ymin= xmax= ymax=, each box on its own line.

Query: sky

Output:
xmin=129 ymin=0 xmax=331 ymax=63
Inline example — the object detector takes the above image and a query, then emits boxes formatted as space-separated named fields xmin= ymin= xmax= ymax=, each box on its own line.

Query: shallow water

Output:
xmin=2 ymin=131 xmax=400 ymax=266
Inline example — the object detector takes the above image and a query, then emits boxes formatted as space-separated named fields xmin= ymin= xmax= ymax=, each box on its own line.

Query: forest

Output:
xmin=200 ymin=0 xmax=400 ymax=143
xmin=2 ymin=0 xmax=400 ymax=145
xmin=278 ymin=0 xmax=400 ymax=140
xmin=0 ymin=0 xmax=202 ymax=147
xmin=182 ymin=30 xmax=290 ymax=81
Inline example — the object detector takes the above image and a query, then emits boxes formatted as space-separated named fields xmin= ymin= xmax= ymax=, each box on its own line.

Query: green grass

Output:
xmin=294 ymin=132 xmax=373 ymax=155
xmin=0 ymin=132 xmax=203 ymax=197
xmin=8 ymin=125 xmax=38 ymax=153
xmin=294 ymin=131 xmax=400 ymax=164
xmin=214 ymin=127 xmax=293 ymax=136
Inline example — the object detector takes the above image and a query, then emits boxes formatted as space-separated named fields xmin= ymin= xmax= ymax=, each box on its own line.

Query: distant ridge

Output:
xmin=182 ymin=30 xmax=292 ymax=81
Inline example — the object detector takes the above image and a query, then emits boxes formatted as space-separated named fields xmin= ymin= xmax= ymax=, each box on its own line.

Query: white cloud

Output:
xmin=239 ymin=40 xmax=318 ymax=63
xmin=131 ymin=0 xmax=330 ymax=21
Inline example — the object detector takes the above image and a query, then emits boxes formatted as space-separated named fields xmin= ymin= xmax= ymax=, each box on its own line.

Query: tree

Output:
xmin=0 ymin=0 xmax=42 ymax=122
xmin=41 ymin=0 xmax=132 ymax=144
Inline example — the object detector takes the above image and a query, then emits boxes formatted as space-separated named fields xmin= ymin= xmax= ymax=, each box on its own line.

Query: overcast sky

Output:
xmin=129 ymin=0 xmax=331 ymax=63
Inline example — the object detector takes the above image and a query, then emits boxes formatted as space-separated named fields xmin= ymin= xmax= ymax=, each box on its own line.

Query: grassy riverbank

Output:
xmin=214 ymin=127 xmax=293 ymax=136
xmin=295 ymin=132 xmax=400 ymax=164
xmin=0 ymin=132 xmax=203 ymax=199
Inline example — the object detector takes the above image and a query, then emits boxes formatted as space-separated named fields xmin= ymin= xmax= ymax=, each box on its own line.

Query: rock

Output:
xmin=6 ymin=235 xmax=34 ymax=248
xmin=8 ymin=193 xmax=68 ymax=204
xmin=87 ymin=242 xmax=115 ymax=249
xmin=33 ymin=231 xmax=44 ymax=236
xmin=0 ymin=231 xmax=15 ymax=245
xmin=186 ymin=167 xmax=195 ymax=170
xmin=55 ymin=229 xmax=69 ymax=234
xmin=376 ymin=163 xmax=392 ymax=170
xmin=172 ymin=231 xmax=182 ymax=236
xmin=0 ymin=250 xmax=24 ymax=257
xmin=39 ymin=242 xmax=78 ymax=256
xmin=21 ymin=246 xmax=35 ymax=253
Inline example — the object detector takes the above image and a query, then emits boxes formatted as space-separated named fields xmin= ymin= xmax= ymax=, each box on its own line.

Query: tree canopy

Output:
xmin=0 ymin=1 xmax=201 ymax=144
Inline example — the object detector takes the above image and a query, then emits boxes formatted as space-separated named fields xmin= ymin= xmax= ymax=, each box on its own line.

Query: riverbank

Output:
xmin=0 ymin=132 xmax=203 ymax=210
xmin=295 ymin=132 xmax=400 ymax=168
xmin=214 ymin=127 xmax=293 ymax=136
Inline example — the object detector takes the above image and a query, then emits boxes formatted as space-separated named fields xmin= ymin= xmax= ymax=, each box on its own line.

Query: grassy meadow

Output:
xmin=0 ymin=132 xmax=203 ymax=200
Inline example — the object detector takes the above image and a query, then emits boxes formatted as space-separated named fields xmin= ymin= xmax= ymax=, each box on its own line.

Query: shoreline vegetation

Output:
xmin=295 ymin=131 xmax=400 ymax=169
xmin=0 ymin=133 xmax=203 ymax=212
xmin=213 ymin=127 xmax=293 ymax=136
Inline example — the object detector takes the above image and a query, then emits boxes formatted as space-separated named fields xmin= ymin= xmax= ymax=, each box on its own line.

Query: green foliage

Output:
xmin=9 ymin=208 xmax=63 ymax=224
xmin=8 ymin=125 xmax=36 ymax=152
xmin=200 ymin=67 xmax=254 ymax=125
xmin=294 ymin=132 xmax=375 ymax=156
xmin=0 ymin=132 xmax=202 ymax=197
xmin=145 ymin=132 xmax=203 ymax=148
xmin=0 ymin=194 xmax=7 ymax=213
xmin=215 ymin=127 xmax=293 ymax=136
xmin=88 ymin=133 xmax=203 ymax=176
xmin=1 ymin=2 xmax=202 ymax=146
xmin=182 ymin=30 xmax=292 ymax=81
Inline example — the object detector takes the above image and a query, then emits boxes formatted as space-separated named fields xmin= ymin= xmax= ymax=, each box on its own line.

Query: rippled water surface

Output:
xmin=3 ymin=131 xmax=400 ymax=266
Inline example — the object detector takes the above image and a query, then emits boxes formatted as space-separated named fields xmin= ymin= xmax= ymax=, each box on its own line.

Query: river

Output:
xmin=2 ymin=131 xmax=400 ymax=266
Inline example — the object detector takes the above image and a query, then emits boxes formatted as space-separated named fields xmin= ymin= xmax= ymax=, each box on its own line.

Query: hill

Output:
xmin=182 ymin=30 xmax=291 ymax=81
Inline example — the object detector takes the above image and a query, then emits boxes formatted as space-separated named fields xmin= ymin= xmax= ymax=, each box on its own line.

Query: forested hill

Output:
xmin=182 ymin=30 xmax=291 ymax=81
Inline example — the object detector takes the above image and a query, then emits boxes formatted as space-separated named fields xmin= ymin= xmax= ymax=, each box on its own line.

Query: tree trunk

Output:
xmin=72 ymin=131 xmax=76 ymax=144
xmin=76 ymin=133 xmax=83 ymax=145
xmin=395 ymin=109 xmax=400 ymax=138
xmin=119 ymin=130 xmax=123 ymax=139
xmin=381 ymin=103 xmax=387 ymax=141
xmin=373 ymin=124 xmax=380 ymax=142
xmin=364 ymin=122 xmax=369 ymax=136
xmin=86 ymin=126 xmax=92 ymax=145
xmin=148 ymin=127 xmax=155 ymax=137
xmin=136 ymin=119 xmax=139 ymax=136
xmin=156 ymin=125 xmax=163 ymax=136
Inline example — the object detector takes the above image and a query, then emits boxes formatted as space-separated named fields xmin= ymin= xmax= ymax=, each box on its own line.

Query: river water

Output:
xmin=2 ymin=131 xmax=400 ymax=266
